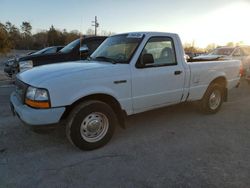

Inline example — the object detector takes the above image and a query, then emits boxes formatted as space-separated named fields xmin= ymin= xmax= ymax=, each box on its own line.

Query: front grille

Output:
xmin=15 ymin=79 xmax=28 ymax=104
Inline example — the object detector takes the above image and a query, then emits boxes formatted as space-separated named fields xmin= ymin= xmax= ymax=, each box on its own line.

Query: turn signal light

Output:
xmin=25 ymin=99 xmax=50 ymax=109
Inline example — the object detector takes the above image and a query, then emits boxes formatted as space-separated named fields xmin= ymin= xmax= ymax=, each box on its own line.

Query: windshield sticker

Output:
xmin=127 ymin=33 xmax=143 ymax=38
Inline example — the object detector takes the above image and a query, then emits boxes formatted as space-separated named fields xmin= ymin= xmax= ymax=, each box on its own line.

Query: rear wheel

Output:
xmin=66 ymin=100 xmax=116 ymax=150
xmin=198 ymin=84 xmax=224 ymax=114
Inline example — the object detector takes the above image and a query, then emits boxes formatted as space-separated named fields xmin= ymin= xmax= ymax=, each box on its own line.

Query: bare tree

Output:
xmin=20 ymin=22 xmax=33 ymax=49
xmin=0 ymin=22 xmax=12 ymax=53
xmin=5 ymin=21 xmax=21 ymax=49
xmin=21 ymin=22 xmax=32 ymax=37
xmin=205 ymin=43 xmax=217 ymax=52
xmin=100 ymin=30 xmax=115 ymax=36
xmin=86 ymin=28 xmax=95 ymax=35
xmin=226 ymin=42 xmax=235 ymax=47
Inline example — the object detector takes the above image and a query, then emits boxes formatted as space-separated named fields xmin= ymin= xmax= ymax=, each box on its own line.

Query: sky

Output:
xmin=1 ymin=0 xmax=250 ymax=48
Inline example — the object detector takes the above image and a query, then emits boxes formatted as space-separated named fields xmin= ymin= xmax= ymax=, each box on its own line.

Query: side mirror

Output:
xmin=185 ymin=54 xmax=191 ymax=62
xmin=142 ymin=53 xmax=154 ymax=65
xmin=79 ymin=45 xmax=89 ymax=54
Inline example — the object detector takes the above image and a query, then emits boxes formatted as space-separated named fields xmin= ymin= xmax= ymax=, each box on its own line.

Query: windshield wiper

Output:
xmin=87 ymin=56 xmax=93 ymax=61
xmin=94 ymin=56 xmax=117 ymax=64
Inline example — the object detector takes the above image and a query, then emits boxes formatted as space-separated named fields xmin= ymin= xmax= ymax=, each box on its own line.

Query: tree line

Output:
xmin=0 ymin=21 xmax=114 ymax=54
xmin=1 ymin=21 xmax=245 ymax=54
xmin=183 ymin=40 xmax=245 ymax=54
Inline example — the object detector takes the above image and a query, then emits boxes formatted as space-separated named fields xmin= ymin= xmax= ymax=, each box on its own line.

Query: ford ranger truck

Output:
xmin=10 ymin=32 xmax=241 ymax=150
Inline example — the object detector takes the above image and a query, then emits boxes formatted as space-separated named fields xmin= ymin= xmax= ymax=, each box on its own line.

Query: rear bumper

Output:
xmin=228 ymin=78 xmax=241 ymax=89
xmin=10 ymin=92 xmax=65 ymax=126
xmin=245 ymin=69 xmax=250 ymax=81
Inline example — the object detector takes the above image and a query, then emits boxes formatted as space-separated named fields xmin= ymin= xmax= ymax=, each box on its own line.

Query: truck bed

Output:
xmin=187 ymin=60 xmax=241 ymax=101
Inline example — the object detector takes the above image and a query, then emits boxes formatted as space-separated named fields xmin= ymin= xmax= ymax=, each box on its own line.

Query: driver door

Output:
xmin=131 ymin=36 xmax=185 ymax=113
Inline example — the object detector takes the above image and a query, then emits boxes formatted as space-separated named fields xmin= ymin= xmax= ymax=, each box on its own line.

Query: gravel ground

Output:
xmin=0 ymin=55 xmax=9 ymax=82
xmin=0 ymin=78 xmax=250 ymax=188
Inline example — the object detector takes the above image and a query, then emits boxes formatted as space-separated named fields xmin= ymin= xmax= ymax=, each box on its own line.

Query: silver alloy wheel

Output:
xmin=80 ymin=112 xmax=109 ymax=143
xmin=209 ymin=89 xmax=221 ymax=110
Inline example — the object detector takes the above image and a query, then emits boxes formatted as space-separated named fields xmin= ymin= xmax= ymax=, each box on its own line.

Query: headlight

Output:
xmin=25 ymin=86 xmax=50 ymax=109
xmin=7 ymin=60 xmax=15 ymax=66
xmin=19 ymin=60 xmax=33 ymax=72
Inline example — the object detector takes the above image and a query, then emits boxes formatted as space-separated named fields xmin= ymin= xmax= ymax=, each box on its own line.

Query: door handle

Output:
xmin=114 ymin=80 xmax=127 ymax=84
xmin=174 ymin=70 xmax=182 ymax=75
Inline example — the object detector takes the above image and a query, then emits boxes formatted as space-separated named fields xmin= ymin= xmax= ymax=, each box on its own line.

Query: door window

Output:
xmin=137 ymin=37 xmax=177 ymax=67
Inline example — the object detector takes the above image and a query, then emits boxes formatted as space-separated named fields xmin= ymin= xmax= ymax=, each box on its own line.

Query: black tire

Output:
xmin=198 ymin=83 xmax=224 ymax=114
xmin=66 ymin=100 xmax=117 ymax=150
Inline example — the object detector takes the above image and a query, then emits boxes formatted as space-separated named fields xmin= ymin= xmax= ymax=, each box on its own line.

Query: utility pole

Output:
xmin=92 ymin=16 xmax=99 ymax=36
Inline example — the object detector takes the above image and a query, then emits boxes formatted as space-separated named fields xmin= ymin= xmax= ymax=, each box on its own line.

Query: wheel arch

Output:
xmin=206 ymin=76 xmax=228 ymax=101
xmin=61 ymin=93 xmax=126 ymax=128
xmin=210 ymin=76 xmax=227 ymax=87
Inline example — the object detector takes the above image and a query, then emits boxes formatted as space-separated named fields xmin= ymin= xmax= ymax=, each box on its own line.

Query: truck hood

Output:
xmin=17 ymin=60 xmax=112 ymax=85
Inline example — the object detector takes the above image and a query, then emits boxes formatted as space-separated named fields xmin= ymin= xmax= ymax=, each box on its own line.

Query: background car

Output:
xmin=4 ymin=36 xmax=107 ymax=77
xmin=193 ymin=46 xmax=250 ymax=74
xmin=4 ymin=46 xmax=64 ymax=77
xmin=194 ymin=46 xmax=250 ymax=61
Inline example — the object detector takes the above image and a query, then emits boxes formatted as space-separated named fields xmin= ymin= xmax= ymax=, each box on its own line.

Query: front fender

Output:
xmin=70 ymin=86 xmax=120 ymax=105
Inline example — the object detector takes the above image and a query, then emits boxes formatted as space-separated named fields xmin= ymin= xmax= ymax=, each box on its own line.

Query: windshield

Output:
xmin=91 ymin=34 xmax=144 ymax=64
xmin=59 ymin=39 xmax=80 ymax=53
xmin=210 ymin=48 xmax=234 ymax=56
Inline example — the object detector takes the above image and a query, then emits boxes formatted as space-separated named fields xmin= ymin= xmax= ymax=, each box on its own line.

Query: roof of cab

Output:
xmin=111 ymin=31 xmax=178 ymax=37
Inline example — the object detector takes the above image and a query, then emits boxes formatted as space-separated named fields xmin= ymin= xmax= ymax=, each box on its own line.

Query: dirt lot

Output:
xmin=0 ymin=55 xmax=10 ymax=82
xmin=0 ymin=66 xmax=250 ymax=187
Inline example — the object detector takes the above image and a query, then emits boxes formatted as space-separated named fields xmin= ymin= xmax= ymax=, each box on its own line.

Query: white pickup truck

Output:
xmin=10 ymin=32 xmax=241 ymax=150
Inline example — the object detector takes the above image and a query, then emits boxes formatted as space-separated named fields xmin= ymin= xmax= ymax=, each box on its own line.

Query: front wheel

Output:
xmin=198 ymin=84 xmax=224 ymax=114
xmin=66 ymin=100 xmax=117 ymax=150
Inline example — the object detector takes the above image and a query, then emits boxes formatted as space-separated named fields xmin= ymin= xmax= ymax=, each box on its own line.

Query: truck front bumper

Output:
xmin=10 ymin=92 xmax=66 ymax=126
